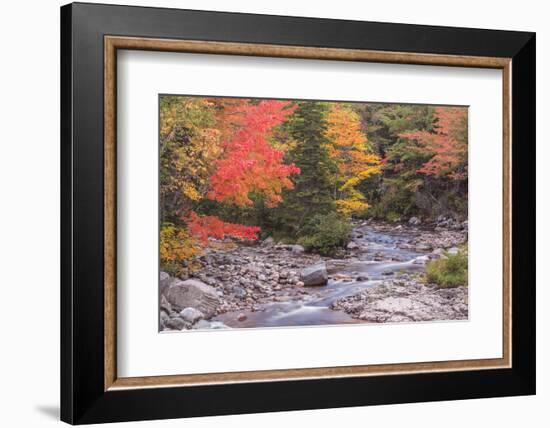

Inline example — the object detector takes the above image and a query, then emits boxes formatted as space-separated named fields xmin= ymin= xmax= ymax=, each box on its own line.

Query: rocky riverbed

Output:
xmin=159 ymin=217 xmax=468 ymax=331
xmin=331 ymin=276 xmax=468 ymax=323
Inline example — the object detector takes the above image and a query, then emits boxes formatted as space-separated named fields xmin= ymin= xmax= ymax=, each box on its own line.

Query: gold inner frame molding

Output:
xmin=104 ymin=35 xmax=512 ymax=391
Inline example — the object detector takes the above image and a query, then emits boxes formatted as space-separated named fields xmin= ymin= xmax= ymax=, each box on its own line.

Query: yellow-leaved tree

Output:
xmin=159 ymin=97 xmax=224 ymax=273
xmin=325 ymin=104 xmax=381 ymax=216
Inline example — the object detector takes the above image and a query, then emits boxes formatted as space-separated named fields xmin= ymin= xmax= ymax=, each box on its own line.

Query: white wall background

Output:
xmin=0 ymin=0 xmax=545 ymax=427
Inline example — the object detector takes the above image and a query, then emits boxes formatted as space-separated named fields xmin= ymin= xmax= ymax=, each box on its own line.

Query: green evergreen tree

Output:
xmin=272 ymin=102 xmax=337 ymax=237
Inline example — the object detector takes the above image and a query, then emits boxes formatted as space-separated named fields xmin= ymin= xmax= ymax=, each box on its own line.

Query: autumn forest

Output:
xmin=159 ymin=96 xmax=469 ymax=331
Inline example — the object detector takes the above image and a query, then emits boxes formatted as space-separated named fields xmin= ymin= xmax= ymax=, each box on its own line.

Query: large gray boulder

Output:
xmin=160 ymin=271 xmax=175 ymax=296
xmin=166 ymin=279 xmax=220 ymax=318
xmin=300 ymin=263 xmax=328 ymax=286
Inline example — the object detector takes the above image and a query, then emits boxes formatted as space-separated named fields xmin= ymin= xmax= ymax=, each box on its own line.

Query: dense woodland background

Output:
xmin=160 ymin=96 xmax=468 ymax=275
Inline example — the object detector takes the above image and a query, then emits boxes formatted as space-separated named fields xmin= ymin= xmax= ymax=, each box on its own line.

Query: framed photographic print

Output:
xmin=60 ymin=2 xmax=535 ymax=424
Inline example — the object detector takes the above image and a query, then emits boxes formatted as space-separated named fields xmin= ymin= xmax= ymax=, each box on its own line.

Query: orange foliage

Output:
xmin=207 ymin=100 xmax=300 ymax=208
xmin=325 ymin=104 xmax=381 ymax=215
xmin=400 ymin=107 xmax=468 ymax=180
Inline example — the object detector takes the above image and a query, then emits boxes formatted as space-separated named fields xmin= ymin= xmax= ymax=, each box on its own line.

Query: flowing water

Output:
xmin=213 ymin=225 xmax=428 ymax=328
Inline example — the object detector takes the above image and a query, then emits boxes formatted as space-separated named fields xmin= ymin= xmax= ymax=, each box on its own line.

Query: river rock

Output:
xmin=179 ymin=307 xmax=204 ymax=324
xmin=447 ymin=247 xmax=459 ymax=255
xmin=415 ymin=243 xmax=432 ymax=252
xmin=291 ymin=244 xmax=305 ymax=254
xmin=262 ymin=237 xmax=275 ymax=246
xmin=160 ymin=271 xmax=174 ymax=296
xmin=413 ymin=255 xmax=430 ymax=265
xmin=408 ymin=216 xmax=421 ymax=225
xmin=332 ymin=273 xmax=354 ymax=281
xmin=160 ymin=311 xmax=170 ymax=329
xmin=237 ymin=313 xmax=247 ymax=321
xmin=346 ymin=241 xmax=359 ymax=250
xmin=300 ymin=263 xmax=328 ymax=286
xmin=160 ymin=294 xmax=172 ymax=314
xmin=193 ymin=319 xmax=211 ymax=329
xmin=233 ymin=286 xmax=247 ymax=300
xmin=165 ymin=317 xmax=187 ymax=330
xmin=166 ymin=279 xmax=220 ymax=318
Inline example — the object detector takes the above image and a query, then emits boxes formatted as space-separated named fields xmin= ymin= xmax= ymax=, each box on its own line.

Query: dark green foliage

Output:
xmin=271 ymin=102 xmax=337 ymax=237
xmin=366 ymin=176 xmax=423 ymax=221
xmin=354 ymin=103 xmax=468 ymax=221
xmin=426 ymin=250 xmax=468 ymax=288
xmin=356 ymin=103 xmax=434 ymax=157
xmin=298 ymin=213 xmax=351 ymax=256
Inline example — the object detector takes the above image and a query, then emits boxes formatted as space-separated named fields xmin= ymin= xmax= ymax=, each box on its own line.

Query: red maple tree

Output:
xmin=185 ymin=100 xmax=300 ymax=244
xmin=207 ymin=100 xmax=300 ymax=208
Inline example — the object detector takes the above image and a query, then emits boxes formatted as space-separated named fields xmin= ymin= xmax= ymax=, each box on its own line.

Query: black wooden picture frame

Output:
xmin=61 ymin=2 xmax=535 ymax=424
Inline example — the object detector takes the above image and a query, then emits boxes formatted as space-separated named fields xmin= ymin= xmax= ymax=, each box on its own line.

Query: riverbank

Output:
xmin=331 ymin=274 xmax=468 ymax=323
xmin=160 ymin=218 xmax=468 ymax=331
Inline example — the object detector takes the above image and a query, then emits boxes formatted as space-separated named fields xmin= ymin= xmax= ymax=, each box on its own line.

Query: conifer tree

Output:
xmin=273 ymin=102 xmax=337 ymax=236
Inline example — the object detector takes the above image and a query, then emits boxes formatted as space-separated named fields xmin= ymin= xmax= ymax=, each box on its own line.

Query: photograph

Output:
xmin=159 ymin=95 xmax=469 ymax=331
xmin=54 ymin=1 xmax=535 ymax=424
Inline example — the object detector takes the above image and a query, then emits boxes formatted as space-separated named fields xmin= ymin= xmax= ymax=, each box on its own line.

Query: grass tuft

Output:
xmin=425 ymin=248 xmax=468 ymax=288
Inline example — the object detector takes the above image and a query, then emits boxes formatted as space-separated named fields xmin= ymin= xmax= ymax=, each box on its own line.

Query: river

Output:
xmin=213 ymin=224 xmax=429 ymax=328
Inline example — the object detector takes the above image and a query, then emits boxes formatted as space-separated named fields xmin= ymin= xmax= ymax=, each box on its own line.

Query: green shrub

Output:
xmin=425 ymin=249 xmax=468 ymax=288
xmin=385 ymin=211 xmax=402 ymax=223
xmin=298 ymin=213 xmax=351 ymax=256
